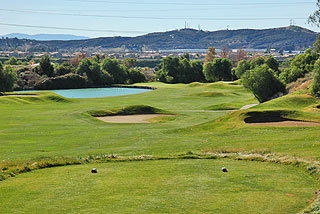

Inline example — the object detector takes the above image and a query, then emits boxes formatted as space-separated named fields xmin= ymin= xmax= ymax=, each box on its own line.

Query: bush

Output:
xmin=279 ymin=49 xmax=318 ymax=84
xmin=55 ymin=62 xmax=75 ymax=76
xmin=77 ymin=58 xmax=113 ymax=86
xmin=34 ymin=73 xmax=87 ymax=90
xmin=38 ymin=54 xmax=54 ymax=77
xmin=235 ymin=59 xmax=251 ymax=78
xmin=266 ymin=55 xmax=279 ymax=72
xmin=0 ymin=63 xmax=17 ymax=93
xmin=310 ymin=59 xmax=320 ymax=98
xmin=156 ymin=56 xmax=204 ymax=84
xmin=101 ymin=58 xmax=128 ymax=84
xmin=241 ymin=64 xmax=286 ymax=103
xmin=127 ymin=68 xmax=146 ymax=84
xmin=203 ymin=58 xmax=233 ymax=82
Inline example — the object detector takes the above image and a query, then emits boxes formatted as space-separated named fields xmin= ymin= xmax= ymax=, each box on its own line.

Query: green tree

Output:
xmin=127 ymin=68 xmax=146 ymax=84
xmin=241 ymin=64 xmax=286 ymax=103
xmin=76 ymin=58 xmax=91 ymax=76
xmin=39 ymin=55 xmax=54 ymax=77
xmin=235 ymin=59 xmax=251 ymax=78
xmin=266 ymin=55 xmax=279 ymax=72
xmin=203 ymin=58 xmax=233 ymax=82
xmin=279 ymin=49 xmax=318 ymax=84
xmin=122 ymin=58 xmax=137 ymax=69
xmin=156 ymin=56 xmax=205 ymax=83
xmin=6 ymin=57 xmax=18 ymax=65
xmin=156 ymin=56 xmax=180 ymax=83
xmin=0 ymin=63 xmax=17 ymax=94
xmin=101 ymin=58 xmax=128 ymax=84
xmin=309 ymin=0 xmax=320 ymax=27
xmin=55 ymin=62 xmax=75 ymax=76
xmin=77 ymin=58 xmax=113 ymax=85
xmin=310 ymin=58 xmax=320 ymax=97
xmin=88 ymin=60 xmax=113 ymax=85
xmin=190 ymin=60 xmax=205 ymax=82
xmin=250 ymin=56 xmax=265 ymax=69
xmin=313 ymin=35 xmax=320 ymax=54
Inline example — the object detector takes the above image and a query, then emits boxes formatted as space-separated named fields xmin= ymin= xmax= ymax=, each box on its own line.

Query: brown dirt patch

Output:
xmin=96 ymin=114 xmax=173 ymax=124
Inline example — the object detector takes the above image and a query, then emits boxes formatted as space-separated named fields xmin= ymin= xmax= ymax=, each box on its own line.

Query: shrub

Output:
xmin=203 ymin=58 xmax=233 ymax=82
xmin=55 ymin=62 xmax=75 ymax=76
xmin=235 ymin=59 xmax=251 ymax=78
xmin=38 ymin=54 xmax=54 ymax=77
xmin=34 ymin=73 xmax=87 ymax=90
xmin=101 ymin=58 xmax=128 ymax=84
xmin=156 ymin=56 xmax=204 ymax=84
xmin=127 ymin=68 xmax=147 ymax=84
xmin=279 ymin=49 xmax=318 ymax=84
xmin=0 ymin=63 xmax=17 ymax=93
xmin=241 ymin=64 xmax=286 ymax=103
xmin=310 ymin=59 xmax=320 ymax=98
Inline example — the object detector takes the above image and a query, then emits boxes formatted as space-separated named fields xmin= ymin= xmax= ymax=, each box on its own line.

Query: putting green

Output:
xmin=0 ymin=159 xmax=317 ymax=214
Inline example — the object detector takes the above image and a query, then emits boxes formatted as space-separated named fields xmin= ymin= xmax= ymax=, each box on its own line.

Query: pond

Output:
xmin=14 ymin=87 xmax=152 ymax=98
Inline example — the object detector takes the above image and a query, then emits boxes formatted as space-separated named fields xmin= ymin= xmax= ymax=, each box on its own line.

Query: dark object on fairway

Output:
xmin=222 ymin=167 xmax=228 ymax=172
xmin=91 ymin=168 xmax=98 ymax=173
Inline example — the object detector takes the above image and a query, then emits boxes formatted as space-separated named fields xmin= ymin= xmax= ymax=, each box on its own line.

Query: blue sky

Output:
xmin=0 ymin=0 xmax=318 ymax=38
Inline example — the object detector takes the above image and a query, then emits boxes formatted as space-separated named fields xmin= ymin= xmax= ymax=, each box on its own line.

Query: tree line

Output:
xmin=1 ymin=47 xmax=320 ymax=101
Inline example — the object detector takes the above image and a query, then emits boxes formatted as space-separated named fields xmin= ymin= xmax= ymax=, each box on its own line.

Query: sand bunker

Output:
xmin=96 ymin=114 xmax=173 ymax=123
xmin=245 ymin=116 xmax=320 ymax=127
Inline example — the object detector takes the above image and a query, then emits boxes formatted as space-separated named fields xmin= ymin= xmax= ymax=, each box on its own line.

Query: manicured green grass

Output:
xmin=0 ymin=82 xmax=319 ymax=160
xmin=1 ymin=81 xmax=320 ymax=213
xmin=0 ymin=159 xmax=317 ymax=214
xmin=0 ymin=82 xmax=255 ymax=161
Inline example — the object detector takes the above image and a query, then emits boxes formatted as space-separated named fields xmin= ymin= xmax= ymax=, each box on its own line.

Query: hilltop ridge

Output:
xmin=0 ymin=26 xmax=317 ymax=52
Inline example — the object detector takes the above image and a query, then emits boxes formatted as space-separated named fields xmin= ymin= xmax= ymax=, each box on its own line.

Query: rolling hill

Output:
xmin=0 ymin=26 xmax=318 ymax=52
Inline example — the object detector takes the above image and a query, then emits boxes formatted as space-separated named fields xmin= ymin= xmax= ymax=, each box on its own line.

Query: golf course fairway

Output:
xmin=0 ymin=82 xmax=320 ymax=213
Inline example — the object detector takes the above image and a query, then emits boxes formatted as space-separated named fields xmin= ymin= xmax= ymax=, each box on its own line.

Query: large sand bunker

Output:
xmin=245 ymin=116 xmax=320 ymax=127
xmin=96 ymin=114 xmax=173 ymax=123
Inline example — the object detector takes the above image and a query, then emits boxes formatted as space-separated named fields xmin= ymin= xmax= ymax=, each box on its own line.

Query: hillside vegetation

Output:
xmin=0 ymin=26 xmax=317 ymax=51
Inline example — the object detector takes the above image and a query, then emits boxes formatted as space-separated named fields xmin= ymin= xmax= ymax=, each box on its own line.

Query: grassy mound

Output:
xmin=193 ymin=91 xmax=228 ymax=97
xmin=88 ymin=105 xmax=170 ymax=117
xmin=0 ymin=92 xmax=70 ymax=104
xmin=254 ymin=94 xmax=319 ymax=110
xmin=0 ymin=159 xmax=316 ymax=214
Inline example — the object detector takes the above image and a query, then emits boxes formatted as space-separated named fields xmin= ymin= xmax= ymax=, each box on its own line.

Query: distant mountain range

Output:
xmin=0 ymin=26 xmax=318 ymax=52
xmin=1 ymin=33 xmax=90 ymax=41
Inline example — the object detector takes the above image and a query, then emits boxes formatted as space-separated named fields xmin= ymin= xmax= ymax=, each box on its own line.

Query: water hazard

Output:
xmin=14 ymin=87 xmax=152 ymax=98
